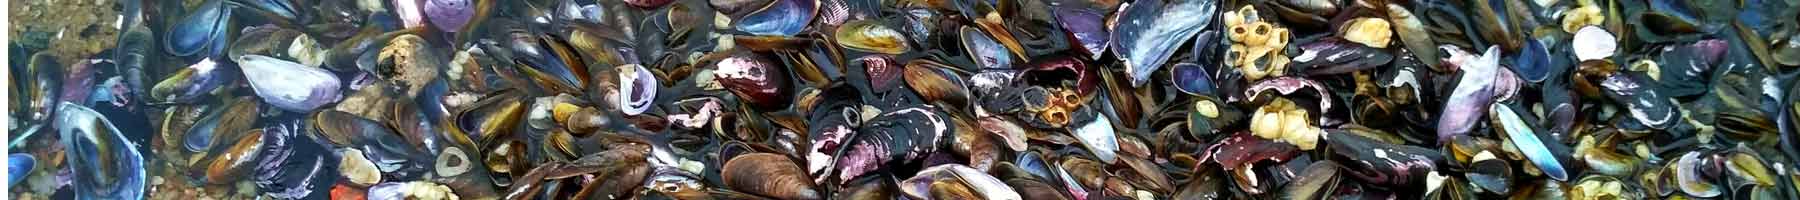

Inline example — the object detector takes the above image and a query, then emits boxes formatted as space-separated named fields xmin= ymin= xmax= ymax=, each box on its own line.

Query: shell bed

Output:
xmin=9 ymin=0 xmax=1800 ymax=199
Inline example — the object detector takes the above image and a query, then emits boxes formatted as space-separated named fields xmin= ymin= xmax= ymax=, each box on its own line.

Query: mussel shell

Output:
xmin=1511 ymin=39 xmax=1557 ymax=83
xmin=18 ymin=52 xmax=63 ymax=123
xmin=836 ymin=20 xmax=913 ymax=54
xmin=150 ymin=60 xmax=237 ymax=104
xmin=712 ymin=0 xmax=774 ymax=17
xmin=240 ymin=55 xmax=344 ymax=112
xmin=903 ymin=60 xmax=972 ymax=107
xmin=618 ymin=64 xmax=658 ymax=116
xmin=1170 ymin=63 xmax=1214 ymax=96
xmin=1572 ymin=26 xmax=1616 ymax=61
xmin=1327 ymin=130 xmax=1443 ymax=186
xmin=455 ymin=89 xmax=525 ymax=142
xmin=1110 ymin=0 xmax=1216 ymax=86
xmin=1776 ymin=34 xmax=1800 ymax=66
xmin=1465 ymin=152 xmax=1513 ymax=193
xmin=834 ymin=106 xmax=952 ymax=184
xmin=166 ymin=0 xmax=233 ymax=57
xmin=1053 ymin=3 xmax=1109 ymax=59
xmin=8 ymin=154 xmax=34 ymax=186
xmin=512 ymin=34 xmax=592 ymax=95
xmin=254 ymin=121 xmax=341 ymax=200
xmin=804 ymin=86 xmax=861 ymax=184
xmin=184 ymin=96 xmax=260 ymax=153
xmin=56 ymin=102 xmax=148 ymax=199
xmin=1073 ymin=113 xmax=1120 ymax=163
xmin=1243 ymin=76 xmax=1332 ymax=114
xmin=961 ymin=26 xmax=1016 ymax=70
xmin=736 ymin=0 xmax=819 ymax=36
xmin=315 ymin=110 xmax=432 ymax=179
xmin=424 ymin=0 xmax=475 ymax=32
xmin=1599 ymin=72 xmax=1678 ymax=129
xmin=901 ymin=164 xmax=1023 ymax=200
xmin=1675 ymin=152 xmax=1722 ymax=197
xmin=1284 ymin=160 xmax=1342 ymax=200
xmin=860 ymin=54 xmax=905 ymax=93
xmin=723 ymin=153 xmax=822 ymax=200
xmin=1386 ymin=4 xmax=1439 ymax=70
xmin=717 ymin=50 xmax=795 ymax=110
xmin=1491 ymin=103 xmax=1569 ymax=181
xmin=1289 ymin=39 xmax=1394 ymax=76
xmin=229 ymin=26 xmax=304 ymax=65
xmin=198 ymin=129 xmax=265 ymax=184
xmin=1206 ymin=132 xmax=1298 ymax=192
xmin=1652 ymin=39 xmax=1728 ymax=97
xmin=1437 ymin=46 xmax=1504 ymax=142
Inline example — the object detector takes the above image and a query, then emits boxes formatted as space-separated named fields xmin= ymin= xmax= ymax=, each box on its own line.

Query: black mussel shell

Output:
xmin=254 ymin=121 xmax=340 ymax=200
xmin=717 ymin=50 xmax=796 ymax=110
xmin=1054 ymin=3 xmax=1109 ymax=60
xmin=166 ymin=0 xmax=233 ymax=58
xmin=961 ymin=26 xmax=1016 ymax=70
xmin=1111 ymin=0 xmax=1216 ymax=87
xmin=734 ymin=0 xmax=818 ymax=36
xmin=56 ymin=103 xmax=148 ymax=199
xmin=1288 ymin=39 xmax=1394 ymax=76
xmin=1326 ymin=130 xmax=1444 ymax=186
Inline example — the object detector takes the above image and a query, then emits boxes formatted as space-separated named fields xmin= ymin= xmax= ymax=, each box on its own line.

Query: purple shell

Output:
xmin=424 ymin=0 xmax=474 ymax=32
xmin=1054 ymin=5 xmax=1108 ymax=59
xmin=1437 ymin=46 xmax=1502 ymax=142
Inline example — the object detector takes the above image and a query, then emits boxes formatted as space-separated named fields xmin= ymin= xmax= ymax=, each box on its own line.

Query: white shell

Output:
xmin=619 ymin=64 xmax=657 ymax=115
xmin=339 ymin=148 xmax=382 ymax=186
xmin=240 ymin=55 xmax=343 ymax=112
xmin=1074 ymin=114 xmax=1120 ymax=164
xmin=1572 ymin=26 xmax=1616 ymax=61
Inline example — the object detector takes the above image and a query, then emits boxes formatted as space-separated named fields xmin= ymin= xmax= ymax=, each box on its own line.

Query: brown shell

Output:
xmin=157 ymin=105 xmax=205 ymax=161
xmin=904 ymin=60 xmax=971 ymax=107
xmin=1007 ymin=178 xmax=1071 ymax=200
xmin=929 ymin=180 xmax=982 ymax=199
xmin=722 ymin=153 xmax=822 ymax=200
xmin=309 ymin=110 xmax=363 ymax=146
xmin=202 ymin=129 xmax=263 ymax=184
